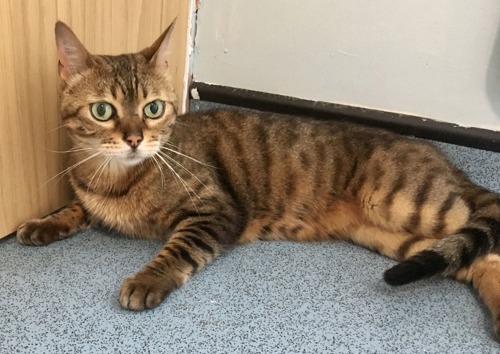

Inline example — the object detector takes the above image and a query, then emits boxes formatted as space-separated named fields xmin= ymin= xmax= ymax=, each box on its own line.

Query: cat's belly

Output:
xmin=239 ymin=200 xmax=363 ymax=243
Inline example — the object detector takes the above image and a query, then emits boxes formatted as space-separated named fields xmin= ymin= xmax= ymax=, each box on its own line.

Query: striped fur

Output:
xmin=15 ymin=21 xmax=500 ymax=339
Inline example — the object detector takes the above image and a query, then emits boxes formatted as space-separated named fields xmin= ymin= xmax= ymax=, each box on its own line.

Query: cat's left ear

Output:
xmin=141 ymin=18 xmax=176 ymax=70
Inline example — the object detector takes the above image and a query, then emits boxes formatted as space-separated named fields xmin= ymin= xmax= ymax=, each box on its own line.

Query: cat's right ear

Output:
xmin=55 ymin=21 xmax=92 ymax=82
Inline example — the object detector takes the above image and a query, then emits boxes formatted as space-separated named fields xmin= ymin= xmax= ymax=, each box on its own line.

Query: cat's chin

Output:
xmin=113 ymin=152 xmax=150 ymax=167
xmin=120 ymin=155 xmax=148 ymax=166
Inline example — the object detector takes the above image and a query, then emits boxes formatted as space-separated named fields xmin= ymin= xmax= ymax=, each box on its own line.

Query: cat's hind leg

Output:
xmin=16 ymin=200 xmax=90 ymax=245
xmin=350 ymin=223 xmax=500 ymax=340
xmin=455 ymin=254 xmax=500 ymax=339
xmin=347 ymin=224 xmax=439 ymax=261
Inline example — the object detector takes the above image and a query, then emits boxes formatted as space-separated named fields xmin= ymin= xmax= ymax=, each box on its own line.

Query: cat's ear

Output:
xmin=140 ymin=18 xmax=176 ymax=70
xmin=55 ymin=21 xmax=92 ymax=82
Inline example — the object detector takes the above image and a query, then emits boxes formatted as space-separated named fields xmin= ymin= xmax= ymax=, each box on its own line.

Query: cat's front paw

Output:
xmin=17 ymin=219 xmax=70 ymax=246
xmin=119 ymin=273 xmax=180 ymax=311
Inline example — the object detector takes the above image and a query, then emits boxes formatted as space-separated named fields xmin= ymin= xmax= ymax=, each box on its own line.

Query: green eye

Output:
xmin=90 ymin=102 xmax=114 ymax=121
xmin=144 ymin=100 xmax=164 ymax=119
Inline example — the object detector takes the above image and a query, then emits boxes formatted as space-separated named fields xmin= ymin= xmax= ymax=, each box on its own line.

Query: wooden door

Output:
xmin=0 ymin=0 xmax=192 ymax=237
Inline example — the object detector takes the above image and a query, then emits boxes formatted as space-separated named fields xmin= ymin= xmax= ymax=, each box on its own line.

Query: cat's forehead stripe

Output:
xmin=94 ymin=54 xmax=164 ymax=104
xmin=97 ymin=54 xmax=140 ymax=102
xmin=132 ymin=71 xmax=140 ymax=98
xmin=110 ymin=83 xmax=117 ymax=99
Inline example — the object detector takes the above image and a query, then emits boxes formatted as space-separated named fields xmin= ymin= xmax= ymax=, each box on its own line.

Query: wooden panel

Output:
xmin=0 ymin=0 xmax=191 ymax=237
xmin=0 ymin=0 xmax=63 ymax=237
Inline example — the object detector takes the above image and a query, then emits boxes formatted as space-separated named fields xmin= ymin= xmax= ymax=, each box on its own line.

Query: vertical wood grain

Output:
xmin=0 ymin=0 xmax=191 ymax=237
xmin=0 ymin=0 xmax=63 ymax=237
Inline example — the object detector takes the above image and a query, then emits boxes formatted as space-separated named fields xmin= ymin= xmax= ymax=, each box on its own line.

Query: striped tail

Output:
xmin=384 ymin=190 xmax=500 ymax=286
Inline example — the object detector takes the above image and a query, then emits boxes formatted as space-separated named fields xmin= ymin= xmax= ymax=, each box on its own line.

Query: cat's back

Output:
xmin=175 ymin=108 xmax=398 ymax=148
xmin=172 ymin=109 xmax=460 ymax=192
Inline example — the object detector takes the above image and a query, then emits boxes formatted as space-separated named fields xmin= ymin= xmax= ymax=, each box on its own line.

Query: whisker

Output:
xmin=151 ymin=155 xmax=165 ymax=189
xmin=158 ymin=151 xmax=215 ymax=197
xmin=45 ymin=124 xmax=68 ymax=134
xmin=159 ymin=146 xmax=215 ymax=169
xmin=42 ymin=147 xmax=94 ymax=154
xmin=87 ymin=156 xmax=112 ymax=192
xmin=39 ymin=141 xmax=90 ymax=154
xmin=94 ymin=156 xmax=114 ymax=192
xmin=155 ymin=153 xmax=202 ymax=211
xmin=41 ymin=152 xmax=102 ymax=188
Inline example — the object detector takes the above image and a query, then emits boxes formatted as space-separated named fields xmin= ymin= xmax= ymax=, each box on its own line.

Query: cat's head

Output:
xmin=55 ymin=20 xmax=178 ymax=166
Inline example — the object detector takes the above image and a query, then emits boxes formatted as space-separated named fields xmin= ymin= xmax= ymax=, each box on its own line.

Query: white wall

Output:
xmin=193 ymin=0 xmax=500 ymax=130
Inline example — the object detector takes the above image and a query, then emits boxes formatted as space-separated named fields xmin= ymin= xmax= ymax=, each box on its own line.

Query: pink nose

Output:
xmin=125 ymin=134 xmax=143 ymax=148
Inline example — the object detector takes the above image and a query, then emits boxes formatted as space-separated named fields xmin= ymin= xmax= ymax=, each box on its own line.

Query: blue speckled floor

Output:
xmin=2 ymin=101 xmax=500 ymax=353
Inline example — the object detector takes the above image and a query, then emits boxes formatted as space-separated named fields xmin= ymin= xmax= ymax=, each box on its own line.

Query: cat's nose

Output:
xmin=125 ymin=134 xmax=143 ymax=149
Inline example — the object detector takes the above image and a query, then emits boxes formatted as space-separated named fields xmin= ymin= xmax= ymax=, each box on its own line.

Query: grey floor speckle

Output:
xmin=2 ymin=101 xmax=500 ymax=353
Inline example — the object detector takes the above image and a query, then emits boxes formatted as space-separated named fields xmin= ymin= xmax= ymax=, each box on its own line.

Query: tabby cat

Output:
xmin=16 ymin=20 xmax=500 ymax=339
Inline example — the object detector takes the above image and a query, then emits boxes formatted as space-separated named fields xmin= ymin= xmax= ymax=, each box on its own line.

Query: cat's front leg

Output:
xmin=119 ymin=211 xmax=241 ymax=310
xmin=16 ymin=200 xmax=90 ymax=246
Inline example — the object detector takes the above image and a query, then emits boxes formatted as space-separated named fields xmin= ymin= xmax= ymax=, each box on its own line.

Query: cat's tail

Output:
xmin=384 ymin=186 xmax=500 ymax=286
